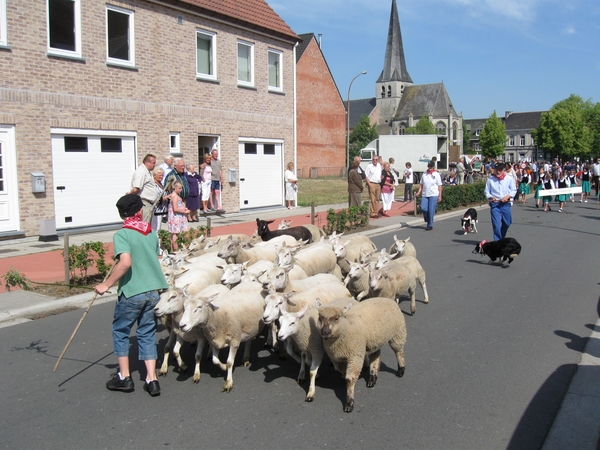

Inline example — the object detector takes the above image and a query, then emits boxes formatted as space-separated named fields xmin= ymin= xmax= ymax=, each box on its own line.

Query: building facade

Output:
xmin=0 ymin=0 xmax=298 ymax=236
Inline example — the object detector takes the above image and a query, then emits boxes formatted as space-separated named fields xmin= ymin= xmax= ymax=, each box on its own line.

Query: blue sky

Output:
xmin=270 ymin=0 xmax=600 ymax=119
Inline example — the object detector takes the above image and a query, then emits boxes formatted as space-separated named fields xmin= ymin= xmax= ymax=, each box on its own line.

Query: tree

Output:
xmin=349 ymin=115 xmax=378 ymax=160
xmin=479 ymin=111 xmax=506 ymax=159
xmin=404 ymin=116 xmax=435 ymax=135
xmin=462 ymin=119 xmax=470 ymax=151
xmin=532 ymin=94 xmax=593 ymax=160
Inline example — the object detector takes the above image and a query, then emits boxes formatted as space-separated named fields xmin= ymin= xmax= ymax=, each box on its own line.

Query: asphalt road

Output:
xmin=1 ymin=200 xmax=599 ymax=449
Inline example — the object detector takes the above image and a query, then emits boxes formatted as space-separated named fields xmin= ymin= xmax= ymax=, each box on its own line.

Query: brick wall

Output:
xmin=296 ymin=38 xmax=346 ymax=177
xmin=0 ymin=0 xmax=296 ymax=235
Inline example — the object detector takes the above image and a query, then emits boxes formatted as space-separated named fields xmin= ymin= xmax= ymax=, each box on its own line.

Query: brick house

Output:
xmin=295 ymin=33 xmax=346 ymax=178
xmin=0 ymin=0 xmax=299 ymax=237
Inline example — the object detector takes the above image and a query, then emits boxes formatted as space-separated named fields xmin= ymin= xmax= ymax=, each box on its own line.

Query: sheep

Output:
xmin=369 ymin=260 xmax=418 ymax=314
xmin=317 ymin=297 xmax=407 ymax=412
xmin=389 ymin=235 xmax=417 ymax=258
xmin=274 ymin=242 xmax=340 ymax=279
xmin=217 ymin=236 xmax=279 ymax=266
xmin=261 ymin=282 xmax=351 ymax=325
xmin=333 ymin=238 xmax=377 ymax=277
xmin=261 ymin=266 xmax=340 ymax=293
xmin=278 ymin=219 xmax=293 ymax=229
xmin=344 ymin=260 xmax=372 ymax=300
xmin=219 ymin=260 xmax=274 ymax=287
xmin=328 ymin=232 xmax=374 ymax=249
xmin=256 ymin=218 xmax=313 ymax=244
xmin=171 ymin=256 xmax=226 ymax=295
xmin=179 ymin=281 xmax=266 ymax=392
xmin=277 ymin=297 xmax=359 ymax=402
xmin=154 ymin=284 xmax=229 ymax=382
xmin=375 ymin=254 xmax=430 ymax=308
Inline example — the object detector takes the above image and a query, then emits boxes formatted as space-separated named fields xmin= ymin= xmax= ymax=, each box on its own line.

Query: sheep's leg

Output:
xmin=418 ymin=271 xmax=429 ymax=304
xmin=222 ymin=344 xmax=239 ymax=393
xmin=172 ymin=337 xmax=187 ymax=372
xmin=344 ymin=358 xmax=363 ymax=413
xmin=241 ymin=340 xmax=251 ymax=367
xmin=159 ymin=329 xmax=176 ymax=376
xmin=192 ymin=336 xmax=206 ymax=383
xmin=305 ymin=350 xmax=324 ymax=402
xmin=409 ymin=280 xmax=417 ymax=315
xmin=367 ymin=350 xmax=381 ymax=388
xmin=297 ymin=351 xmax=307 ymax=384
xmin=211 ymin=345 xmax=227 ymax=372
xmin=357 ymin=289 xmax=368 ymax=301
xmin=390 ymin=338 xmax=406 ymax=378
xmin=286 ymin=339 xmax=302 ymax=364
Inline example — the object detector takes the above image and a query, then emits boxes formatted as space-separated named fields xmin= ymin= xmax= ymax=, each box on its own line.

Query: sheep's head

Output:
xmin=261 ymin=266 xmax=289 ymax=290
xmin=262 ymin=291 xmax=292 ymax=324
xmin=155 ymin=287 xmax=186 ymax=317
xmin=333 ymin=242 xmax=348 ymax=259
xmin=218 ymin=262 xmax=248 ymax=286
xmin=277 ymin=304 xmax=308 ymax=341
xmin=369 ymin=269 xmax=387 ymax=291
xmin=392 ymin=235 xmax=410 ymax=255
xmin=347 ymin=261 xmax=369 ymax=280
xmin=375 ymin=249 xmax=398 ymax=270
xmin=318 ymin=302 xmax=352 ymax=340
xmin=179 ymin=293 xmax=219 ymax=332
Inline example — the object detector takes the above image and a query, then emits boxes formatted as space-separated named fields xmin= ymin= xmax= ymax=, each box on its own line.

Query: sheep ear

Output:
xmin=393 ymin=234 xmax=398 ymax=241
xmin=345 ymin=258 xmax=352 ymax=266
xmin=216 ymin=265 xmax=225 ymax=270
xmin=390 ymin=252 xmax=399 ymax=259
xmin=242 ymin=261 xmax=249 ymax=269
xmin=405 ymin=236 xmax=410 ymax=243
xmin=182 ymin=283 xmax=191 ymax=297
xmin=342 ymin=302 xmax=353 ymax=314
xmin=316 ymin=299 xmax=323 ymax=309
xmin=380 ymin=248 xmax=386 ymax=254
xmin=255 ymin=270 xmax=266 ymax=278
xmin=296 ymin=304 xmax=309 ymax=319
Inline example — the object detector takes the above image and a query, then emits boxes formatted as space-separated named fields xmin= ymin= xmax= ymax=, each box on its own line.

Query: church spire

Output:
xmin=377 ymin=0 xmax=412 ymax=83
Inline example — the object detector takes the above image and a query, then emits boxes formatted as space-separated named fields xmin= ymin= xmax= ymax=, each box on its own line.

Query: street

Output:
xmin=1 ymin=200 xmax=599 ymax=449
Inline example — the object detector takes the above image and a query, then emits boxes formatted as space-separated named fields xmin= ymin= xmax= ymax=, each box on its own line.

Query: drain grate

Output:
xmin=0 ymin=248 xmax=18 ymax=254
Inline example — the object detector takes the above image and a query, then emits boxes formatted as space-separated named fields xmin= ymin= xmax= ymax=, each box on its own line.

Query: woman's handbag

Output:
xmin=154 ymin=197 xmax=169 ymax=215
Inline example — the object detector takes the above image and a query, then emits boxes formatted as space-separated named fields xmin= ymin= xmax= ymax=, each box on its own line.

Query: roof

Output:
xmin=172 ymin=0 xmax=299 ymax=42
xmin=377 ymin=0 xmax=412 ymax=83
xmin=503 ymin=111 xmax=545 ymax=130
xmin=463 ymin=118 xmax=487 ymax=133
xmin=345 ymin=98 xmax=377 ymax=128
xmin=395 ymin=83 xmax=457 ymax=120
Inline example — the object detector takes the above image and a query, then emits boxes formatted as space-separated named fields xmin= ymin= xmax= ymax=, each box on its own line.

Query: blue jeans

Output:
xmin=421 ymin=196 xmax=438 ymax=228
xmin=489 ymin=202 xmax=512 ymax=241
xmin=112 ymin=291 xmax=160 ymax=360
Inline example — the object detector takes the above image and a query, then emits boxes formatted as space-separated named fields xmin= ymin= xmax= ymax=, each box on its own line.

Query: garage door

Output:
xmin=238 ymin=140 xmax=283 ymax=209
xmin=51 ymin=130 xmax=136 ymax=229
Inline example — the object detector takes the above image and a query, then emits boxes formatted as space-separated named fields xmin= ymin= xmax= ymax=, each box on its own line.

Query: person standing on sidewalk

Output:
xmin=129 ymin=154 xmax=158 ymax=225
xmin=415 ymin=161 xmax=443 ymax=231
xmin=403 ymin=162 xmax=414 ymax=202
xmin=365 ymin=156 xmax=382 ymax=218
xmin=94 ymin=194 xmax=168 ymax=397
xmin=456 ymin=157 xmax=466 ymax=185
xmin=380 ymin=161 xmax=395 ymax=217
xmin=210 ymin=150 xmax=225 ymax=213
xmin=484 ymin=163 xmax=517 ymax=241
xmin=347 ymin=160 xmax=364 ymax=207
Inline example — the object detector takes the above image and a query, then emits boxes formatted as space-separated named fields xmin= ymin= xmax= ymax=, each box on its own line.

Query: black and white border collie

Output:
xmin=461 ymin=208 xmax=478 ymax=235
xmin=473 ymin=238 xmax=522 ymax=267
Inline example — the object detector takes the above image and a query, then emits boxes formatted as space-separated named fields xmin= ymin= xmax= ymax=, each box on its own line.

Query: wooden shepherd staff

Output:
xmin=53 ymin=264 xmax=115 ymax=372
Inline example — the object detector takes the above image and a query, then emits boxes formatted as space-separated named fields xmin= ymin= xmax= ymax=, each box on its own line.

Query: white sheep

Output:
xmin=261 ymin=266 xmax=340 ymax=293
xmin=278 ymin=219 xmax=293 ymax=229
xmin=217 ymin=236 xmax=280 ymax=265
xmin=277 ymin=297 xmax=359 ymax=402
xmin=172 ymin=255 xmax=226 ymax=295
xmin=154 ymin=284 xmax=229 ymax=382
xmin=344 ymin=260 xmax=372 ymax=300
xmin=333 ymin=238 xmax=377 ymax=277
xmin=317 ymin=297 xmax=407 ymax=413
xmin=179 ymin=281 xmax=266 ymax=392
xmin=388 ymin=235 xmax=417 ymax=258
xmin=369 ymin=260 xmax=417 ymax=314
xmin=375 ymin=254 xmax=429 ymax=308
xmin=219 ymin=260 xmax=274 ymax=287
xmin=274 ymin=242 xmax=340 ymax=279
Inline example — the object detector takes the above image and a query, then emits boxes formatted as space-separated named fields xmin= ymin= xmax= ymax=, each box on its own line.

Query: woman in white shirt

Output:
xmin=285 ymin=162 xmax=298 ymax=209
xmin=415 ymin=161 xmax=443 ymax=230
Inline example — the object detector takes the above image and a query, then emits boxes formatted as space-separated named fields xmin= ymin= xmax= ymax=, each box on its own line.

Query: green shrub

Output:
xmin=1 ymin=266 xmax=30 ymax=292
xmin=159 ymin=226 xmax=212 ymax=253
xmin=416 ymin=182 xmax=486 ymax=214
xmin=63 ymin=241 xmax=111 ymax=283
xmin=324 ymin=202 xmax=369 ymax=235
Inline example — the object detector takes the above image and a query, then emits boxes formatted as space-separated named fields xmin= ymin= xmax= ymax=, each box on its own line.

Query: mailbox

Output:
xmin=31 ymin=172 xmax=45 ymax=193
xmin=228 ymin=168 xmax=237 ymax=183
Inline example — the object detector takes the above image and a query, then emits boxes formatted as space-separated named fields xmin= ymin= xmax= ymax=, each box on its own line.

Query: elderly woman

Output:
xmin=379 ymin=161 xmax=395 ymax=217
xmin=284 ymin=162 xmax=298 ymax=209
xmin=185 ymin=164 xmax=202 ymax=222
xmin=151 ymin=167 xmax=167 ymax=234
xmin=347 ymin=160 xmax=364 ymax=207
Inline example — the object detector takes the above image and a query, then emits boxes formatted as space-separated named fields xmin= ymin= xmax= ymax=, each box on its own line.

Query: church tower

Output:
xmin=376 ymin=0 xmax=413 ymax=127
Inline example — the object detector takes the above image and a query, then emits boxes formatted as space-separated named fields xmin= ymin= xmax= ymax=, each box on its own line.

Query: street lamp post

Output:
xmin=346 ymin=70 xmax=367 ymax=170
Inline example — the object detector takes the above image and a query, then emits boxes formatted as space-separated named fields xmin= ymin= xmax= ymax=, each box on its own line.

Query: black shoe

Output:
xmin=106 ymin=373 xmax=134 ymax=392
xmin=143 ymin=380 xmax=161 ymax=396
xmin=425 ymin=226 xmax=433 ymax=231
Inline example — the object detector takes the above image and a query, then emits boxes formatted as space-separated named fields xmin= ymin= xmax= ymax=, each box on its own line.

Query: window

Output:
xmin=268 ymin=50 xmax=282 ymax=90
xmin=509 ymin=135 xmax=515 ymax=146
xmin=475 ymin=129 xmax=481 ymax=136
xmin=64 ymin=136 xmax=88 ymax=152
xmin=169 ymin=132 xmax=180 ymax=153
xmin=196 ymin=30 xmax=216 ymax=80
xmin=101 ymin=138 xmax=122 ymax=152
xmin=0 ymin=0 xmax=7 ymax=47
xmin=106 ymin=5 xmax=135 ymax=67
xmin=387 ymin=86 xmax=391 ymax=98
xmin=435 ymin=122 xmax=446 ymax=135
xmin=264 ymin=144 xmax=275 ymax=155
xmin=244 ymin=143 xmax=257 ymax=154
xmin=47 ymin=0 xmax=81 ymax=58
xmin=237 ymin=41 xmax=254 ymax=86
xmin=520 ymin=135 xmax=525 ymax=146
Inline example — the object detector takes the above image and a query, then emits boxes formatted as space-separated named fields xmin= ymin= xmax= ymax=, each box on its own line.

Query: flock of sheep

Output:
xmin=156 ymin=219 xmax=429 ymax=412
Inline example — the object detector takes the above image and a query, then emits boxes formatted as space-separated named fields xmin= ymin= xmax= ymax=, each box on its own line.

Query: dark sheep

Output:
xmin=256 ymin=219 xmax=313 ymax=244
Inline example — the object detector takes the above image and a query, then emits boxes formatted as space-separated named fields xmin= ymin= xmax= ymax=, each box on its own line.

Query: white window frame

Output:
xmin=237 ymin=40 xmax=254 ymax=87
xmin=268 ymin=49 xmax=283 ymax=91
xmin=169 ymin=132 xmax=180 ymax=154
xmin=0 ymin=0 xmax=7 ymax=47
xmin=47 ymin=0 xmax=82 ymax=58
xmin=520 ymin=135 xmax=525 ymax=146
xmin=196 ymin=29 xmax=217 ymax=80
xmin=106 ymin=4 xmax=135 ymax=68
xmin=509 ymin=135 xmax=515 ymax=146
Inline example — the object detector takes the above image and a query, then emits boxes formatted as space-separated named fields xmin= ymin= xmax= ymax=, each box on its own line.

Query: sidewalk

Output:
xmin=0 ymin=199 xmax=597 ymax=449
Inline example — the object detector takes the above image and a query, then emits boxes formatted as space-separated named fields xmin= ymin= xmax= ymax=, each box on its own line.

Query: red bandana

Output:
xmin=494 ymin=172 xmax=506 ymax=181
xmin=122 ymin=216 xmax=152 ymax=235
xmin=427 ymin=168 xmax=436 ymax=175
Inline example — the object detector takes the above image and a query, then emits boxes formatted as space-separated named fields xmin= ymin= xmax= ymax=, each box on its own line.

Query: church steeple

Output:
xmin=377 ymin=0 xmax=412 ymax=84
xmin=376 ymin=0 xmax=413 ymax=127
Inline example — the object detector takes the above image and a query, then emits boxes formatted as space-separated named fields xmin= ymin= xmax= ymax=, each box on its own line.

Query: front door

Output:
xmin=0 ymin=126 xmax=20 ymax=232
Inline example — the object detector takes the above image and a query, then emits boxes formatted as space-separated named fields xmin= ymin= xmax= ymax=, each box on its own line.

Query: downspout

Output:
xmin=293 ymin=41 xmax=298 ymax=175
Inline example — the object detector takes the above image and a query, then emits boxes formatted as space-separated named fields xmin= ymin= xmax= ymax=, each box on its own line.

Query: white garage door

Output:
xmin=238 ymin=140 xmax=283 ymax=209
xmin=51 ymin=130 xmax=136 ymax=229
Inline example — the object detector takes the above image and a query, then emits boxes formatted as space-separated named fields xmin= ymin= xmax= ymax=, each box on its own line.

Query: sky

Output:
xmin=270 ymin=0 xmax=600 ymax=119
